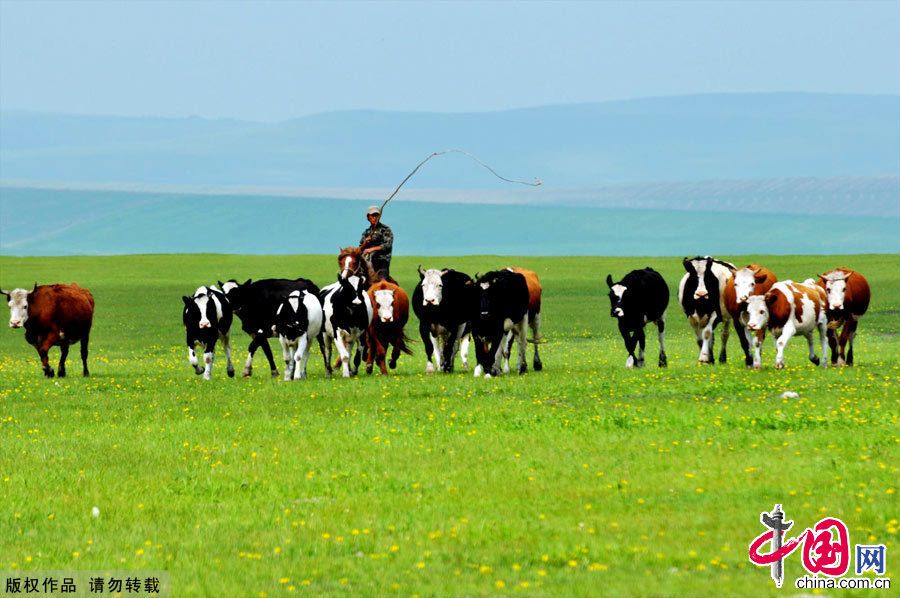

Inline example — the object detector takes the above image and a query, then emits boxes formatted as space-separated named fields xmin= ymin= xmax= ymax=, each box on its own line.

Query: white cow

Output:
xmin=274 ymin=290 xmax=324 ymax=380
xmin=677 ymin=256 xmax=735 ymax=364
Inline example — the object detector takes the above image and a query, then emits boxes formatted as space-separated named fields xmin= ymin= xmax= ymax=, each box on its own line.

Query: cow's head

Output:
xmin=2 ymin=287 xmax=31 ymax=328
xmin=606 ymin=274 xmax=628 ymax=318
xmin=218 ymin=279 xmax=249 ymax=312
xmin=733 ymin=267 xmax=768 ymax=304
xmin=275 ymin=291 xmax=308 ymax=340
xmin=373 ymin=289 xmax=395 ymax=322
xmin=183 ymin=287 xmax=214 ymax=330
xmin=684 ymin=256 xmax=715 ymax=300
xmin=419 ymin=267 xmax=447 ymax=306
xmin=745 ymin=295 xmax=771 ymax=331
xmin=819 ymin=270 xmax=850 ymax=311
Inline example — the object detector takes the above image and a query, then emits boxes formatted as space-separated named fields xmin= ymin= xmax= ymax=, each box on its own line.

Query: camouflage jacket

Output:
xmin=359 ymin=222 xmax=393 ymax=264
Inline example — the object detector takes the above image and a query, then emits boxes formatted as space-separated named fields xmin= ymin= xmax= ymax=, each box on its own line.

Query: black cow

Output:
xmin=320 ymin=274 xmax=373 ymax=378
xmin=472 ymin=269 xmax=529 ymax=377
xmin=219 ymin=278 xmax=320 ymax=377
xmin=412 ymin=267 xmax=477 ymax=373
xmin=182 ymin=285 xmax=235 ymax=379
xmin=606 ymin=268 xmax=669 ymax=368
xmin=677 ymin=256 xmax=735 ymax=364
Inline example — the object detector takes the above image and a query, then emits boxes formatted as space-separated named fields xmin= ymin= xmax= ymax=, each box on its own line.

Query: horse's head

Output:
xmin=338 ymin=246 xmax=363 ymax=279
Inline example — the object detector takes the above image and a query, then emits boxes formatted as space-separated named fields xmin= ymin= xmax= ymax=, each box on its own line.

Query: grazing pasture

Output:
xmin=0 ymin=253 xmax=897 ymax=596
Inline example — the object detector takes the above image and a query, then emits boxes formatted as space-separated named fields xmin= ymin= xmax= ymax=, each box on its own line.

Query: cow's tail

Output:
xmin=395 ymin=331 xmax=415 ymax=355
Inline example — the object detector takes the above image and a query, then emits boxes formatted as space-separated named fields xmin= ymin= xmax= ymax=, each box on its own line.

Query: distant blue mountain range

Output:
xmin=2 ymin=93 xmax=898 ymax=188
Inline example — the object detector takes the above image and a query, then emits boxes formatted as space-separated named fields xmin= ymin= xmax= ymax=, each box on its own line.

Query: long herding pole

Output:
xmin=379 ymin=149 xmax=542 ymax=213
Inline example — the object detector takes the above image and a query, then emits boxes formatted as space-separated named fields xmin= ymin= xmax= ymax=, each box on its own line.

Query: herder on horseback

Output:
xmin=359 ymin=205 xmax=394 ymax=280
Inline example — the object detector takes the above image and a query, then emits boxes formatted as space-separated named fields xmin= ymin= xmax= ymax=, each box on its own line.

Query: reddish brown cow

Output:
xmin=365 ymin=280 xmax=412 ymax=374
xmin=817 ymin=267 xmax=871 ymax=366
xmin=511 ymin=267 xmax=543 ymax=371
xmin=723 ymin=264 xmax=778 ymax=367
xmin=2 ymin=283 xmax=95 ymax=377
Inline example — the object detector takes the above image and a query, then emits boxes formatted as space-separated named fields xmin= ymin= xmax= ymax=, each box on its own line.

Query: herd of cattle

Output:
xmin=1 ymin=252 xmax=870 ymax=380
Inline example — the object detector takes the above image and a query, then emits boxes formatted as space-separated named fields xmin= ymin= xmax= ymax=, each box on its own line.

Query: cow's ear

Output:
xmin=0 ymin=289 xmax=8 ymax=297
xmin=440 ymin=268 xmax=449 ymax=275
xmin=32 ymin=282 xmax=38 ymax=292
xmin=682 ymin=258 xmax=693 ymax=273
xmin=243 ymin=278 xmax=252 ymax=286
xmin=754 ymin=273 xmax=768 ymax=284
xmin=606 ymin=274 xmax=614 ymax=288
xmin=217 ymin=280 xmax=225 ymax=289
xmin=183 ymin=296 xmax=192 ymax=306
xmin=765 ymin=293 xmax=778 ymax=306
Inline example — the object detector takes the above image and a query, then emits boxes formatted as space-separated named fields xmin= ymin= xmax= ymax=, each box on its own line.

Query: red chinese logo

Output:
xmin=749 ymin=505 xmax=850 ymax=586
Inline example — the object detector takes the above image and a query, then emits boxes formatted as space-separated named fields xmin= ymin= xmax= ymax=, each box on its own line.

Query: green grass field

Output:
xmin=1 ymin=254 xmax=897 ymax=596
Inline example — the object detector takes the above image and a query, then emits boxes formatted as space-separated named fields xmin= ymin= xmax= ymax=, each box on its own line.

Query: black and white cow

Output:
xmin=219 ymin=278 xmax=319 ymax=377
xmin=274 ymin=290 xmax=324 ymax=381
xmin=606 ymin=268 xmax=669 ymax=368
xmin=677 ymin=256 xmax=735 ymax=364
xmin=319 ymin=274 xmax=373 ymax=378
xmin=472 ymin=269 xmax=529 ymax=377
xmin=412 ymin=267 xmax=477 ymax=373
xmin=182 ymin=285 xmax=235 ymax=380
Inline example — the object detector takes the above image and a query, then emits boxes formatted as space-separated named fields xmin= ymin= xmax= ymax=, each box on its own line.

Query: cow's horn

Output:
xmin=606 ymin=274 xmax=614 ymax=288
xmin=417 ymin=265 xmax=425 ymax=278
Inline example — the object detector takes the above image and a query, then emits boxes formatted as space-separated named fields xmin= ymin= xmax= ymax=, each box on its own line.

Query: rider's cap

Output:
xmin=367 ymin=205 xmax=381 ymax=215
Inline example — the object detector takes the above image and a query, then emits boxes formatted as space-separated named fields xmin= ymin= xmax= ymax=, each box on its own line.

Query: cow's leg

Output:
xmin=80 ymin=333 xmax=90 ymax=377
xmin=294 ymin=333 xmax=310 ymax=380
xmin=221 ymin=331 xmax=235 ymax=377
xmin=718 ymin=316 xmax=730 ymax=364
xmin=430 ymin=333 xmax=443 ymax=372
xmin=371 ymin=332 xmax=388 ymax=375
xmin=491 ymin=339 xmax=505 ymax=377
xmin=501 ymin=331 xmax=513 ymax=375
xmin=389 ymin=339 xmax=403 ymax=371
xmin=420 ymin=323 xmax=436 ymax=373
xmin=351 ymin=335 xmax=362 ymax=376
xmin=442 ymin=328 xmax=459 ymax=373
xmin=530 ymin=312 xmax=543 ymax=371
xmin=734 ymin=318 xmax=752 ymax=367
xmin=188 ymin=346 xmax=203 ymax=375
xmin=845 ymin=319 xmax=859 ymax=366
xmin=258 ymin=337 xmax=279 ymax=377
xmin=818 ymin=319 xmax=829 ymax=368
xmin=321 ymin=334 xmax=334 ymax=379
xmin=698 ymin=314 xmax=718 ymax=364
xmin=365 ymin=330 xmax=375 ymax=374
xmin=838 ymin=319 xmax=856 ymax=366
xmin=635 ymin=326 xmax=646 ymax=368
xmin=57 ymin=341 xmax=70 ymax=378
xmin=334 ymin=330 xmax=352 ymax=378
xmin=280 ymin=337 xmax=294 ymax=381
xmin=774 ymin=323 xmax=796 ymax=369
xmin=804 ymin=331 xmax=820 ymax=366
xmin=459 ymin=330 xmax=470 ymax=371
xmin=826 ymin=324 xmax=840 ymax=365
xmin=748 ymin=329 xmax=763 ymax=370
xmin=656 ymin=317 xmax=667 ymax=367
xmin=202 ymin=343 xmax=215 ymax=381
xmin=516 ymin=319 xmax=528 ymax=375
xmin=620 ymin=320 xmax=638 ymax=368
xmin=36 ymin=332 xmax=59 ymax=378
xmin=243 ymin=334 xmax=258 ymax=377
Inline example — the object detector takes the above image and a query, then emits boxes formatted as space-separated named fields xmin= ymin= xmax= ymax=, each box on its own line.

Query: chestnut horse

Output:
xmin=366 ymin=279 xmax=413 ymax=374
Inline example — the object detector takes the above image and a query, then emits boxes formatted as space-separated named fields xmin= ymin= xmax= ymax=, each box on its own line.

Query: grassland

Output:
xmin=0 ymin=253 xmax=897 ymax=597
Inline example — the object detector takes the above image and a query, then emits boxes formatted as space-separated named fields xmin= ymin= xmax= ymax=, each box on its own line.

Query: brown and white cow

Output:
xmin=365 ymin=279 xmax=412 ymax=375
xmin=723 ymin=264 xmax=778 ymax=367
xmin=511 ymin=267 xmax=543 ymax=371
xmin=817 ymin=267 xmax=871 ymax=366
xmin=2 ymin=283 xmax=95 ymax=378
xmin=744 ymin=280 xmax=827 ymax=370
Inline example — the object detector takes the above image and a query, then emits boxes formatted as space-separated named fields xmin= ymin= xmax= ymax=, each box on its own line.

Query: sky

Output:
xmin=1 ymin=0 xmax=898 ymax=122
